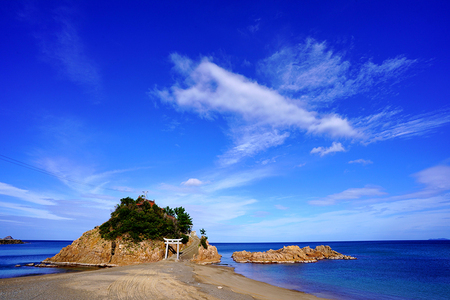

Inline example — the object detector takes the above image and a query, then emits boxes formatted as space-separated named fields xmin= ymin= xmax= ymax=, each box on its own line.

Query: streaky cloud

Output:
xmin=258 ymin=38 xmax=417 ymax=104
xmin=309 ymin=186 xmax=386 ymax=206
xmin=413 ymin=165 xmax=450 ymax=190
xmin=0 ymin=182 xmax=55 ymax=206
xmin=359 ymin=109 xmax=450 ymax=144
xmin=349 ymin=159 xmax=373 ymax=165
xmin=155 ymin=54 xmax=358 ymax=165
xmin=19 ymin=3 xmax=101 ymax=95
xmin=310 ymin=142 xmax=346 ymax=157
xmin=0 ymin=201 xmax=71 ymax=220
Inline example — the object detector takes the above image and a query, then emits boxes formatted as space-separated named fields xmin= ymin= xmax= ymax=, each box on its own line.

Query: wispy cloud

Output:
xmin=36 ymin=156 xmax=141 ymax=195
xmin=356 ymin=109 xmax=450 ymax=144
xmin=413 ymin=165 xmax=450 ymax=191
xmin=181 ymin=178 xmax=208 ymax=186
xmin=310 ymin=142 xmax=346 ymax=157
xmin=205 ymin=168 xmax=273 ymax=193
xmin=349 ymin=159 xmax=373 ymax=165
xmin=218 ymin=126 xmax=289 ymax=166
xmin=258 ymin=38 xmax=417 ymax=104
xmin=230 ymin=165 xmax=450 ymax=241
xmin=0 ymin=182 xmax=55 ymax=205
xmin=154 ymin=54 xmax=358 ymax=165
xmin=19 ymin=4 xmax=101 ymax=95
xmin=247 ymin=18 xmax=261 ymax=33
xmin=154 ymin=39 xmax=449 ymax=166
xmin=0 ymin=201 xmax=71 ymax=220
xmin=275 ymin=204 xmax=288 ymax=210
xmin=309 ymin=186 xmax=386 ymax=206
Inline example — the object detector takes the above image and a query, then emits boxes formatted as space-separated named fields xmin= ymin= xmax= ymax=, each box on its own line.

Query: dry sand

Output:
xmin=0 ymin=261 xmax=326 ymax=300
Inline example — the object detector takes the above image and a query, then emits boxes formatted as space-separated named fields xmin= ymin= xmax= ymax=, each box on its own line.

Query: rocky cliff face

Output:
xmin=44 ymin=227 xmax=178 ymax=267
xmin=232 ymin=245 xmax=356 ymax=263
xmin=191 ymin=240 xmax=221 ymax=265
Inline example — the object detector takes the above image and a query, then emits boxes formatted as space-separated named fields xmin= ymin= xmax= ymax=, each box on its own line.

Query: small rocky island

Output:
xmin=0 ymin=236 xmax=25 ymax=245
xmin=232 ymin=245 xmax=356 ymax=263
xmin=42 ymin=196 xmax=220 ymax=267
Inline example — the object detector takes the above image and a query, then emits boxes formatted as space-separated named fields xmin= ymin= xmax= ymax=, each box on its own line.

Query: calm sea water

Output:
xmin=1 ymin=240 xmax=449 ymax=299
xmin=0 ymin=240 xmax=93 ymax=279
xmin=213 ymin=241 xmax=450 ymax=300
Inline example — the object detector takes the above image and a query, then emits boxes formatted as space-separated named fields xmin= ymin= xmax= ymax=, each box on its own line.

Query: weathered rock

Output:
xmin=44 ymin=227 xmax=183 ymax=267
xmin=232 ymin=245 xmax=356 ymax=263
xmin=191 ymin=240 xmax=221 ymax=265
xmin=0 ymin=237 xmax=24 ymax=245
xmin=35 ymin=264 xmax=57 ymax=268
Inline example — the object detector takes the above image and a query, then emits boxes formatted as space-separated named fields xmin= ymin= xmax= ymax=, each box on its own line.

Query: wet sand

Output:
xmin=0 ymin=261 xmax=325 ymax=299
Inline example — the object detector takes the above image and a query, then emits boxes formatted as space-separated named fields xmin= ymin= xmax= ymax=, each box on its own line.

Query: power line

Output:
xmin=0 ymin=154 xmax=126 ymax=193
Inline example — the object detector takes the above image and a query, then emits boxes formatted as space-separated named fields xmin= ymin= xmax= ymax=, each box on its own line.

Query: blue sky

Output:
xmin=1 ymin=1 xmax=449 ymax=241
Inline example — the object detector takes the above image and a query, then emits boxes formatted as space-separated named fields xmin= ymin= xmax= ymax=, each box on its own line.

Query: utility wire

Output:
xmin=0 ymin=154 xmax=126 ymax=192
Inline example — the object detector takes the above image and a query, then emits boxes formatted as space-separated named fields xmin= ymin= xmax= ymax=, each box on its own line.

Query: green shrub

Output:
xmin=200 ymin=236 xmax=208 ymax=249
xmin=181 ymin=234 xmax=189 ymax=244
xmin=99 ymin=197 xmax=192 ymax=243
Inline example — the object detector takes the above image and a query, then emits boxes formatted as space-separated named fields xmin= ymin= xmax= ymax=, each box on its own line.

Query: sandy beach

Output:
xmin=0 ymin=261 xmax=325 ymax=300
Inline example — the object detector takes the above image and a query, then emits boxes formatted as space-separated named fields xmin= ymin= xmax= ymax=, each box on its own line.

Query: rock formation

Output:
xmin=232 ymin=245 xmax=356 ymax=263
xmin=0 ymin=236 xmax=24 ymax=244
xmin=191 ymin=240 xmax=221 ymax=265
xmin=44 ymin=227 xmax=185 ymax=267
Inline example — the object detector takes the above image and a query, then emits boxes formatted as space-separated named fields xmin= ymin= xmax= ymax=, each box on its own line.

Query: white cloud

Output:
xmin=218 ymin=127 xmax=289 ymax=166
xmin=349 ymin=159 xmax=373 ymax=165
xmin=20 ymin=5 xmax=101 ymax=93
xmin=275 ymin=204 xmax=288 ymax=210
xmin=258 ymin=39 xmax=450 ymax=143
xmin=181 ymin=178 xmax=206 ymax=186
xmin=357 ymin=109 xmax=450 ymax=144
xmin=155 ymin=54 xmax=359 ymax=165
xmin=413 ymin=165 xmax=450 ymax=190
xmin=309 ymin=186 xmax=386 ymax=206
xmin=0 ymin=201 xmax=71 ymax=220
xmin=0 ymin=182 xmax=55 ymax=205
xmin=158 ymin=56 xmax=357 ymax=137
xmin=310 ymin=142 xmax=345 ymax=157
xmin=155 ymin=39 xmax=450 ymax=166
xmin=205 ymin=168 xmax=273 ymax=193
xmin=258 ymin=38 xmax=417 ymax=104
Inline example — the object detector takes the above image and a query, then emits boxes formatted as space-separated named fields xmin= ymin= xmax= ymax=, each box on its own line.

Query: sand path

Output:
xmin=0 ymin=261 xmax=325 ymax=300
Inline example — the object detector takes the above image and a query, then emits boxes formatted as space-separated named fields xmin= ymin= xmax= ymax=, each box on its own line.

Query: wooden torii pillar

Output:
xmin=164 ymin=238 xmax=182 ymax=260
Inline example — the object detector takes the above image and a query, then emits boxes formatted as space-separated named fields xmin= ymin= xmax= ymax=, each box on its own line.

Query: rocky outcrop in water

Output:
xmin=43 ymin=227 xmax=181 ymax=267
xmin=191 ymin=240 xmax=221 ymax=265
xmin=232 ymin=245 xmax=356 ymax=263
xmin=0 ymin=236 xmax=24 ymax=244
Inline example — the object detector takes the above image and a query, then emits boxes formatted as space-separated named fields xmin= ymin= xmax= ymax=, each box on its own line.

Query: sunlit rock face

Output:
xmin=232 ymin=245 xmax=356 ymax=264
xmin=44 ymin=227 xmax=171 ymax=267
xmin=191 ymin=240 xmax=222 ymax=265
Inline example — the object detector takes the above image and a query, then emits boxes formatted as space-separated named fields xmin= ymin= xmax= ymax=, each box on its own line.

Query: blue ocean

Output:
xmin=1 ymin=240 xmax=449 ymax=299
xmin=213 ymin=241 xmax=450 ymax=300
xmin=0 ymin=240 xmax=91 ymax=279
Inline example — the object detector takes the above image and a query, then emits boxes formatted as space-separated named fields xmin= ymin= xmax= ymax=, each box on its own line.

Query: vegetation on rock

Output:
xmin=99 ymin=196 xmax=192 ymax=243
xmin=199 ymin=228 xmax=208 ymax=249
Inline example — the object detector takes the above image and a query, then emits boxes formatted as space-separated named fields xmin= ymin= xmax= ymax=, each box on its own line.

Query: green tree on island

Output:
xmin=99 ymin=196 xmax=192 ymax=243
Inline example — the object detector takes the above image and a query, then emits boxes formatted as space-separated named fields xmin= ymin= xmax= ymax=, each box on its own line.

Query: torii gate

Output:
xmin=164 ymin=238 xmax=182 ymax=260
